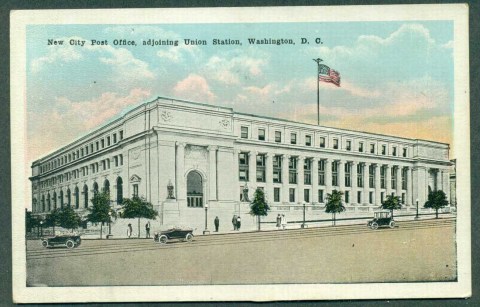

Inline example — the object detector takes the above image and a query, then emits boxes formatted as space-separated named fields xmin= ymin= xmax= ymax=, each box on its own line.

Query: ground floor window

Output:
xmin=369 ymin=192 xmax=373 ymax=204
xmin=318 ymin=190 xmax=324 ymax=203
xmin=357 ymin=191 xmax=362 ymax=204
xmin=289 ymin=188 xmax=295 ymax=203
xmin=402 ymin=193 xmax=405 ymax=204
xmin=381 ymin=192 xmax=385 ymax=203
xmin=345 ymin=191 xmax=350 ymax=203
xmin=274 ymin=187 xmax=280 ymax=202
xmin=304 ymin=189 xmax=310 ymax=203
xmin=133 ymin=184 xmax=139 ymax=197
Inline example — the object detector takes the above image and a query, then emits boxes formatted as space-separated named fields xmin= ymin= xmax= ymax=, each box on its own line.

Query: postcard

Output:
xmin=10 ymin=4 xmax=470 ymax=303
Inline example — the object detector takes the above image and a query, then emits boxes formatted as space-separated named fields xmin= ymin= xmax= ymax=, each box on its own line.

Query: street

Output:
xmin=26 ymin=218 xmax=456 ymax=286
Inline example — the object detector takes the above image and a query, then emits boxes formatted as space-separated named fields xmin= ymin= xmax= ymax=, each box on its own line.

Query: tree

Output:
xmin=424 ymin=190 xmax=448 ymax=219
xmin=249 ymin=188 xmax=270 ymax=231
xmin=58 ymin=205 xmax=82 ymax=231
xmin=25 ymin=210 xmax=40 ymax=234
xmin=120 ymin=196 xmax=158 ymax=238
xmin=86 ymin=192 xmax=116 ymax=239
xmin=325 ymin=190 xmax=345 ymax=226
xmin=380 ymin=195 xmax=402 ymax=219
xmin=45 ymin=208 xmax=61 ymax=236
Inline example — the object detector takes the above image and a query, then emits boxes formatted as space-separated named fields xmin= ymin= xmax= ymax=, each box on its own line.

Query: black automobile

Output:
xmin=367 ymin=210 xmax=396 ymax=230
xmin=154 ymin=226 xmax=194 ymax=244
xmin=42 ymin=234 xmax=82 ymax=248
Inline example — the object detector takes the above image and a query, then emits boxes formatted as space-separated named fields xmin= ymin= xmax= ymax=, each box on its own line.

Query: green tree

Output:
xmin=380 ymin=194 xmax=402 ymax=219
xmin=249 ymin=188 xmax=270 ymax=231
xmin=325 ymin=190 xmax=345 ymax=226
xmin=424 ymin=190 xmax=449 ymax=219
xmin=86 ymin=192 xmax=116 ymax=239
xmin=25 ymin=210 xmax=40 ymax=234
xmin=45 ymin=208 xmax=61 ymax=236
xmin=120 ymin=196 xmax=158 ymax=238
xmin=58 ymin=205 xmax=82 ymax=231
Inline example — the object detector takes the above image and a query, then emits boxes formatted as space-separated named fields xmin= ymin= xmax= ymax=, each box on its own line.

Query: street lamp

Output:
xmin=108 ymin=210 xmax=112 ymax=238
xmin=415 ymin=198 xmax=419 ymax=220
xmin=203 ymin=203 xmax=210 ymax=235
xmin=39 ymin=220 xmax=44 ymax=237
xmin=301 ymin=202 xmax=307 ymax=228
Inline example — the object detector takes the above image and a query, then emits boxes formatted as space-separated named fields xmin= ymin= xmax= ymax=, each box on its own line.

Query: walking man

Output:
xmin=127 ymin=223 xmax=133 ymax=238
xmin=236 ymin=215 xmax=242 ymax=231
xmin=145 ymin=221 xmax=151 ymax=238
xmin=276 ymin=214 xmax=282 ymax=230
xmin=214 ymin=216 xmax=220 ymax=232
xmin=232 ymin=215 xmax=237 ymax=231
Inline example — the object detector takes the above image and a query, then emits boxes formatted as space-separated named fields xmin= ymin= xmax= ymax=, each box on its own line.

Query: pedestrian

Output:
xmin=232 ymin=215 xmax=237 ymax=231
xmin=276 ymin=214 xmax=282 ymax=230
xmin=281 ymin=214 xmax=287 ymax=230
xmin=214 ymin=216 xmax=220 ymax=232
xmin=127 ymin=223 xmax=133 ymax=238
xmin=145 ymin=221 xmax=151 ymax=238
xmin=236 ymin=215 xmax=241 ymax=231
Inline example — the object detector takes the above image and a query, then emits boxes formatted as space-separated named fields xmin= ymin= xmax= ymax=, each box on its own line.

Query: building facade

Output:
xmin=30 ymin=97 xmax=452 ymax=229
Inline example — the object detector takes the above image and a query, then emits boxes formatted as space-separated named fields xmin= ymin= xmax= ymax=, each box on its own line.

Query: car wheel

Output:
xmin=159 ymin=235 xmax=168 ymax=244
xmin=389 ymin=221 xmax=396 ymax=228
xmin=371 ymin=222 xmax=379 ymax=230
xmin=185 ymin=233 xmax=193 ymax=243
xmin=65 ymin=240 xmax=75 ymax=249
xmin=42 ymin=240 xmax=48 ymax=248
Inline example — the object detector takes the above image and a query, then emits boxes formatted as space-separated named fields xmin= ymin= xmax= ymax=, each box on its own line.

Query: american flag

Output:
xmin=318 ymin=64 xmax=341 ymax=87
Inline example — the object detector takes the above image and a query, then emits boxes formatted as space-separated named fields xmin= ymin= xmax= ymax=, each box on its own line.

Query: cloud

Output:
xmin=172 ymin=74 xmax=216 ymax=103
xmin=31 ymin=37 xmax=83 ymax=73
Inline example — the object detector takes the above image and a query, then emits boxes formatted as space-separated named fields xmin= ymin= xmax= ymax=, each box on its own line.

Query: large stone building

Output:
xmin=30 ymin=97 xmax=452 ymax=233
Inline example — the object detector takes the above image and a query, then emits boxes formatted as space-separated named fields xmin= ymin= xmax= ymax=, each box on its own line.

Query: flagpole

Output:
xmin=313 ymin=58 xmax=323 ymax=126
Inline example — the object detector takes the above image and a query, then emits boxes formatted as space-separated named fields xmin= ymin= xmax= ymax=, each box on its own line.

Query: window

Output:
xmin=333 ymin=138 xmax=339 ymax=149
xmin=391 ymin=167 xmax=397 ymax=189
xmin=290 ymin=133 xmax=297 ymax=145
xmin=402 ymin=167 xmax=407 ymax=190
xmin=258 ymin=128 xmax=266 ymax=141
xmin=402 ymin=193 xmax=405 ymax=204
xmin=119 ymin=130 xmax=124 ymax=140
xmin=107 ymin=136 xmax=111 ymax=146
xmin=403 ymin=147 xmax=407 ymax=157
xmin=289 ymin=157 xmax=297 ymax=184
xmin=380 ymin=166 xmax=386 ymax=189
xmin=119 ymin=154 xmax=123 ymax=166
xmin=274 ymin=188 xmax=280 ymax=202
xmin=275 ymin=131 xmax=282 ymax=143
xmin=381 ymin=192 xmax=385 ymax=203
xmin=345 ymin=163 xmax=351 ymax=187
xmin=239 ymin=152 xmax=249 ymax=181
xmin=318 ymin=190 xmax=324 ymax=203
xmin=241 ymin=126 xmax=248 ymax=139
xmin=359 ymin=142 xmax=364 ymax=152
xmin=369 ymin=192 xmax=373 ymax=204
xmin=369 ymin=165 xmax=375 ymax=188
xmin=345 ymin=191 xmax=350 ymax=203
xmin=304 ymin=159 xmax=311 ymax=185
xmin=392 ymin=146 xmax=397 ymax=156
xmin=96 ymin=141 xmax=99 ymax=151
xmin=85 ymin=146 xmax=89 ymax=155
xmin=346 ymin=140 xmax=351 ymax=151
xmin=305 ymin=135 xmax=312 ymax=146
xmin=101 ymin=139 xmax=105 ymax=148
xmin=357 ymin=163 xmax=364 ymax=188
xmin=90 ymin=144 xmax=93 ymax=153
xmin=113 ymin=133 xmax=117 ymax=143
xmin=256 ymin=154 xmax=266 ymax=182
xmin=318 ymin=160 xmax=325 ymax=186
xmin=289 ymin=188 xmax=295 ymax=203
xmin=381 ymin=145 xmax=386 ymax=155
xmin=273 ymin=155 xmax=282 ymax=183
xmin=319 ymin=137 xmax=326 ymax=148
xmin=332 ymin=161 xmax=338 ymax=186
xmin=370 ymin=144 xmax=375 ymax=154
xmin=133 ymin=184 xmax=139 ymax=197
xmin=304 ymin=189 xmax=310 ymax=202
xmin=357 ymin=191 xmax=362 ymax=204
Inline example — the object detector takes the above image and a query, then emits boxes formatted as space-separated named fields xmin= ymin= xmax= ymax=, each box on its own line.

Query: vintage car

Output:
xmin=367 ymin=210 xmax=396 ymax=230
xmin=154 ymin=226 xmax=194 ymax=244
xmin=42 ymin=234 xmax=82 ymax=248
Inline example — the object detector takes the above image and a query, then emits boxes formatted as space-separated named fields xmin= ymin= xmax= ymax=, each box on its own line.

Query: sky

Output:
xmin=26 ymin=20 xmax=454 ymax=168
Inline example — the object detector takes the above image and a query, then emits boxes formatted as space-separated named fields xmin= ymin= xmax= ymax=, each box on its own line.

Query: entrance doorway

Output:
xmin=187 ymin=170 xmax=203 ymax=207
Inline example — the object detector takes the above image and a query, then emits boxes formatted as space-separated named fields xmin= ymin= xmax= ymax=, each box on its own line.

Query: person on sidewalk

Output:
xmin=214 ymin=216 xmax=220 ymax=232
xmin=281 ymin=214 xmax=287 ymax=230
xmin=232 ymin=215 xmax=237 ymax=231
xmin=276 ymin=214 xmax=282 ymax=230
xmin=127 ymin=223 xmax=133 ymax=238
xmin=236 ymin=215 xmax=241 ymax=231
xmin=145 ymin=221 xmax=151 ymax=238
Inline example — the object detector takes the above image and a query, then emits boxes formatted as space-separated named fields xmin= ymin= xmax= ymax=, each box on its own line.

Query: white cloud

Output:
xmin=31 ymin=37 xmax=83 ymax=73
xmin=172 ymin=74 xmax=216 ymax=103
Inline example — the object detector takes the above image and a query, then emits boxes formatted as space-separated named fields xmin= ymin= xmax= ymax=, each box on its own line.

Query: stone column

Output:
xmin=442 ymin=169 xmax=451 ymax=203
xmin=208 ymin=146 xmax=218 ymax=201
xmin=298 ymin=156 xmax=305 ymax=203
xmin=248 ymin=151 xmax=256 ymax=188
xmin=338 ymin=160 xmax=345 ymax=190
xmin=396 ymin=166 xmax=402 ymax=199
xmin=385 ymin=164 xmax=392 ymax=196
xmin=407 ymin=167 xmax=413 ymax=206
xmin=413 ymin=166 xmax=427 ymax=207
xmin=234 ymin=149 xmax=240 ymax=202
xmin=351 ymin=161 xmax=358 ymax=204
xmin=375 ymin=164 xmax=381 ymax=205
xmin=175 ymin=142 xmax=186 ymax=200
xmin=282 ymin=154 xmax=290 ymax=203
xmin=325 ymin=159 xmax=332 ymax=195
xmin=266 ymin=152 xmax=274 ymax=203
xmin=363 ymin=162 xmax=370 ymax=204
xmin=312 ymin=158 xmax=319 ymax=204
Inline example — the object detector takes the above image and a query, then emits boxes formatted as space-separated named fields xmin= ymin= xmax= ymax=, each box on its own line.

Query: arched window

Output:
xmin=103 ymin=179 xmax=110 ymax=194
xmin=187 ymin=171 xmax=203 ymax=208
xmin=93 ymin=182 xmax=99 ymax=196
xmin=75 ymin=186 xmax=79 ymax=209
xmin=47 ymin=192 xmax=51 ymax=211
xmin=116 ymin=177 xmax=123 ymax=204
xmin=59 ymin=190 xmax=64 ymax=208
xmin=83 ymin=185 xmax=89 ymax=208
xmin=53 ymin=191 xmax=57 ymax=209
xmin=67 ymin=188 xmax=71 ymax=207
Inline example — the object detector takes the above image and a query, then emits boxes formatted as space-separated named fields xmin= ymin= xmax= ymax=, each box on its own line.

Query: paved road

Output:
xmin=27 ymin=218 xmax=456 ymax=286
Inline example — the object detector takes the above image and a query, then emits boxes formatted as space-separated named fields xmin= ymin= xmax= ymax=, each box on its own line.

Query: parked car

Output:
xmin=367 ymin=210 xmax=396 ymax=230
xmin=42 ymin=234 xmax=82 ymax=248
xmin=154 ymin=226 xmax=194 ymax=244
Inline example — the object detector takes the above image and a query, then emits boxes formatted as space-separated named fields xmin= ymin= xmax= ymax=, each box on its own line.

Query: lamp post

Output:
xmin=203 ymin=203 xmax=210 ymax=235
xmin=301 ymin=202 xmax=307 ymax=228
xmin=415 ymin=198 xmax=419 ymax=220
xmin=108 ymin=210 xmax=112 ymax=238
xmin=39 ymin=220 xmax=44 ymax=237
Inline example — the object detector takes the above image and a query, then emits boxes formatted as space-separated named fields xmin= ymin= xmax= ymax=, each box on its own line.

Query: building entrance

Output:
xmin=187 ymin=170 xmax=203 ymax=207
